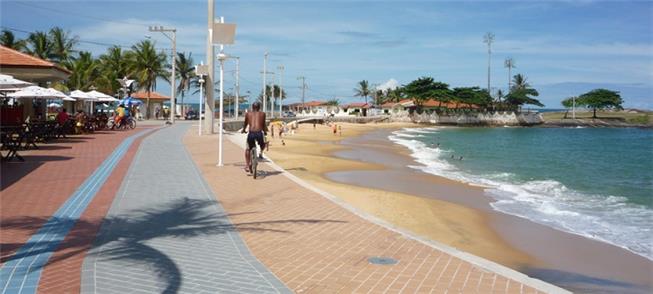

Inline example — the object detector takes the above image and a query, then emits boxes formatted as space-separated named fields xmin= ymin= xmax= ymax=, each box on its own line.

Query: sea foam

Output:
xmin=389 ymin=127 xmax=653 ymax=261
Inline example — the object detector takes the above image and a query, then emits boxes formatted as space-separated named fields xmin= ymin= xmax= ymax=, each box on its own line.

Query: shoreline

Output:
xmin=264 ymin=122 xmax=652 ymax=293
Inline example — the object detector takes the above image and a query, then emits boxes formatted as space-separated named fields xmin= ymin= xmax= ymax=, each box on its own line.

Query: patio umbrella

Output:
xmin=0 ymin=74 xmax=33 ymax=90
xmin=119 ymin=96 xmax=144 ymax=106
xmin=48 ymin=102 xmax=62 ymax=108
xmin=86 ymin=90 xmax=117 ymax=102
xmin=70 ymin=90 xmax=98 ymax=101
xmin=8 ymin=86 xmax=68 ymax=99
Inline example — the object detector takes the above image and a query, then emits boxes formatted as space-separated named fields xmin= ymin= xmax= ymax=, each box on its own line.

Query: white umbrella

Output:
xmin=48 ymin=102 xmax=62 ymax=108
xmin=0 ymin=74 xmax=33 ymax=90
xmin=70 ymin=90 xmax=98 ymax=101
xmin=8 ymin=86 xmax=68 ymax=99
xmin=86 ymin=90 xmax=116 ymax=102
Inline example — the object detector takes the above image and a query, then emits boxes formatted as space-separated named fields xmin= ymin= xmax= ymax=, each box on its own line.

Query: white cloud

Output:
xmin=376 ymin=78 xmax=399 ymax=91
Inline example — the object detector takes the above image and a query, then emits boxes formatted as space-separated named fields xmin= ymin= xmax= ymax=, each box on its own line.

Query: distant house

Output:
xmin=382 ymin=98 xmax=479 ymax=113
xmin=131 ymin=91 xmax=170 ymax=119
xmin=341 ymin=102 xmax=371 ymax=116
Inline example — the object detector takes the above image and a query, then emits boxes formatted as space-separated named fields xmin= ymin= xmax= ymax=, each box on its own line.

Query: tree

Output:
xmin=561 ymin=97 xmax=576 ymax=119
xmin=452 ymin=87 xmax=492 ymax=109
xmin=403 ymin=77 xmax=451 ymax=110
xmin=325 ymin=98 xmax=339 ymax=106
xmin=175 ymin=52 xmax=195 ymax=115
xmin=577 ymin=89 xmax=623 ymax=118
xmin=48 ymin=27 xmax=78 ymax=64
xmin=504 ymin=74 xmax=543 ymax=109
xmin=257 ymin=85 xmax=285 ymax=106
xmin=128 ymin=40 xmax=169 ymax=118
xmin=64 ymin=51 xmax=100 ymax=91
xmin=1 ymin=30 xmax=26 ymax=51
xmin=26 ymin=31 xmax=51 ymax=60
xmin=353 ymin=80 xmax=371 ymax=104
xmin=97 ymin=46 xmax=132 ymax=95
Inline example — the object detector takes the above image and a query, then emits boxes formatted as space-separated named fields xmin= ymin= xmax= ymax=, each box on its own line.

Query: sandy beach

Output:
xmin=263 ymin=121 xmax=653 ymax=293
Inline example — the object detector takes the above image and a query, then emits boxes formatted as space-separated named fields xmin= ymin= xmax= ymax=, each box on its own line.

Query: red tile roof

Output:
xmin=303 ymin=101 xmax=327 ymax=107
xmin=131 ymin=91 xmax=170 ymax=100
xmin=0 ymin=45 xmax=71 ymax=74
xmin=342 ymin=102 xmax=370 ymax=109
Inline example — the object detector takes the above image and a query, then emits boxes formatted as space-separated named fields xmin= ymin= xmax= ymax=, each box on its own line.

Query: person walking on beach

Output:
xmin=241 ymin=102 xmax=268 ymax=173
xmin=332 ymin=123 xmax=337 ymax=135
xmin=338 ymin=125 xmax=342 ymax=136
xmin=270 ymin=123 xmax=275 ymax=138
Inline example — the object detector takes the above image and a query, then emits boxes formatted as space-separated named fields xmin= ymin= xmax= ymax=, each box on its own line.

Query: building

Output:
xmin=131 ymin=91 xmax=171 ymax=119
xmin=0 ymin=45 xmax=71 ymax=122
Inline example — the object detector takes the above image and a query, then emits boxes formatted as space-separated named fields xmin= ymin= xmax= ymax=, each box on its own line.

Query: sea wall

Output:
xmin=390 ymin=110 xmax=543 ymax=126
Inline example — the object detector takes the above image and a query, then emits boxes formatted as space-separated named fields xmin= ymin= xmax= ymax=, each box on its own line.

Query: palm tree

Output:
xmin=1 ymin=30 xmax=26 ymax=51
xmin=48 ymin=27 xmax=78 ymax=64
xmin=128 ymin=40 xmax=169 ymax=118
xmin=353 ymin=80 xmax=371 ymax=104
xmin=97 ymin=46 xmax=132 ymax=95
xmin=510 ymin=73 xmax=529 ymax=92
xmin=505 ymin=74 xmax=543 ymax=109
xmin=64 ymin=51 xmax=101 ymax=91
xmin=175 ymin=52 xmax=195 ymax=116
xmin=26 ymin=31 xmax=51 ymax=60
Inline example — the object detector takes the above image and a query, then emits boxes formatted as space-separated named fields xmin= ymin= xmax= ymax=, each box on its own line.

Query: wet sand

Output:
xmin=265 ymin=122 xmax=652 ymax=293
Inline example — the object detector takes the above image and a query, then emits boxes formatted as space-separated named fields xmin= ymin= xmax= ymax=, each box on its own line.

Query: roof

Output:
xmin=303 ymin=101 xmax=327 ymax=107
xmin=342 ymin=102 xmax=370 ymax=109
xmin=131 ymin=91 xmax=170 ymax=100
xmin=381 ymin=98 xmax=479 ymax=109
xmin=0 ymin=45 xmax=71 ymax=74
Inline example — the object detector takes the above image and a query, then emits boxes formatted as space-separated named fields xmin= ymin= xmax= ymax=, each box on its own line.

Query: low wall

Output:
xmin=390 ymin=111 xmax=543 ymax=126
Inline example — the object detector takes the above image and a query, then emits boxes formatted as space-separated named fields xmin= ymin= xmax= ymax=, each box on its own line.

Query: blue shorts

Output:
xmin=247 ymin=131 xmax=265 ymax=150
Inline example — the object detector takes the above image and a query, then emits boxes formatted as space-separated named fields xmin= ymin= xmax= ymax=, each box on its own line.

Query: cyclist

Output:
xmin=241 ymin=102 xmax=268 ymax=173
xmin=113 ymin=104 xmax=126 ymax=130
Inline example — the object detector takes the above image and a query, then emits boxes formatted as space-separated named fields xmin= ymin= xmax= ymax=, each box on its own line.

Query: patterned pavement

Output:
xmin=80 ymin=124 xmax=289 ymax=294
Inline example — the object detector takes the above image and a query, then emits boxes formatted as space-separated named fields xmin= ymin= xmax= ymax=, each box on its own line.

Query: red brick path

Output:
xmin=1 ymin=128 xmax=157 ymax=293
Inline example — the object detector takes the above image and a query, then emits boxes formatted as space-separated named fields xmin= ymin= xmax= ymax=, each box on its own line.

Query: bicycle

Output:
xmin=249 ymin=145 xmax=258 ymax=179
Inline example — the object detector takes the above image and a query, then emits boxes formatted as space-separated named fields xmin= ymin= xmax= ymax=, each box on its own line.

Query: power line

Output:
xmin=10 ymin=1 xmax=146 ymax=28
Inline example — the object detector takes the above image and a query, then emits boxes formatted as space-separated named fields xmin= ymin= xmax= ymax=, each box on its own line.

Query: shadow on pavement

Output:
xmin=1 ymin=155 xmax=73 ymax=191
xmin=1 ymin=197 xmax=345 ymax=293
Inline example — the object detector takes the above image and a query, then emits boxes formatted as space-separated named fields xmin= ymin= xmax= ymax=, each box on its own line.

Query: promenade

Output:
xmin=1 ymin=122 xmax=568 ymax=293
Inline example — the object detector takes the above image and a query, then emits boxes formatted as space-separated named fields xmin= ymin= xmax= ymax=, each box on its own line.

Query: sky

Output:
xmin=1 ymin=0 xmax=652 ymax=109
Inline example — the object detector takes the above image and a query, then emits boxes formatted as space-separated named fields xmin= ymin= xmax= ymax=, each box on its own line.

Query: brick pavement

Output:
xmin=183 ymin=129 xmax=570 ymax=294
xmin=80 ymin=123 xmax=289 ymax=294
xmin=1 ymin=127 xmax=155 ymax=294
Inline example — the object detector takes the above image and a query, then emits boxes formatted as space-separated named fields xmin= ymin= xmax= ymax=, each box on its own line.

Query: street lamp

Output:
xmin=262 ymin=52 xmax=269 ymax=115
xmin=277 ymin=65 xmax=284 ymax=117
xmin=149 ymin=25 xmax=177 ymax=123
xmin=195 ymin=63 xmax=209 ymax=136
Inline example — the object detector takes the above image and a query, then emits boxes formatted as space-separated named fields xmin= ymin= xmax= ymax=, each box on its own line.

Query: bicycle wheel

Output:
xmin=251 ymin=148 xmax=258 ymax=179
xmin=129 ymin=119 xmax=136 ymax=129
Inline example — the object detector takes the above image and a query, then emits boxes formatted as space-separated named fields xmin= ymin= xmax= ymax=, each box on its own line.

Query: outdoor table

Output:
xmin=0 ymin=126 xmax=25 ymax=162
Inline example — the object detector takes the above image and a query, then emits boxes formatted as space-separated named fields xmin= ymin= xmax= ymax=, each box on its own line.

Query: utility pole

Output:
xmin=278 ymin=65 xmax=284 ymax=117
xmin=504 ymin=57 xmax=515 ymax=91
xmin=235 ymin=57 xmax=240 ymax=119
xmin=262 ymin=52 xmax=268 ymax=114
xmin=483 ymin=32 xmax=495 ymax=93
xmin=148 ymin=25 xmax=176 ymax=123
xmin=298 ymin=76 xmax=307 ymax=111
xmin=205 ymin=0 xmax=215 ymax=134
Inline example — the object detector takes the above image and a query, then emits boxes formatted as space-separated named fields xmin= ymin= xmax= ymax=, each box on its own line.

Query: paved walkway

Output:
xmin=184 ymin=128 xmax=569 ymax=294
xmin=80 ymin=124 xmax=289 ymax=294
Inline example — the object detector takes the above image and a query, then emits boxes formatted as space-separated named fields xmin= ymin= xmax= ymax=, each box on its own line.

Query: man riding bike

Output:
xmin=241 ymin=102 xmax=268 ymax=173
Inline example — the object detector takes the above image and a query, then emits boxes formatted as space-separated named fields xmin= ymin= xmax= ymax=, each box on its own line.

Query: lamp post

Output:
xmin=277 ymin=65 xmax=284 ymax=117
xmin=235 ymin=57 xmax=240 ymax=119
xmin=262 ymin=52 xmax=269 ymax=115
xmin=195 ymin=62 xmax=208 ymax=136
xmin=149 ymin=25 xmax=177 ymax=123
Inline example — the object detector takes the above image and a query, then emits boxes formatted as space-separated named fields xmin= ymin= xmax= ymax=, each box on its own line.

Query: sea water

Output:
xmin=389 ymin=127 xmax=653 ymax=260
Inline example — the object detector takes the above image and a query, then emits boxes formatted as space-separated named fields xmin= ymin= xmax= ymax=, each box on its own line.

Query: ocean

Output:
xmin=389 ymin=127 xmax=653 ymax=260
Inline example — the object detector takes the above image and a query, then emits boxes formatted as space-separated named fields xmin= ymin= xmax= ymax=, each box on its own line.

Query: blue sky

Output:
xmin=2 ymin=0 xmax=652 ymax=109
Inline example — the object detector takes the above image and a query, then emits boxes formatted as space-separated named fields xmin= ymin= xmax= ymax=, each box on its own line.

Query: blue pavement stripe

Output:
xmin=0 ymin=129 xmax=153 ymax=294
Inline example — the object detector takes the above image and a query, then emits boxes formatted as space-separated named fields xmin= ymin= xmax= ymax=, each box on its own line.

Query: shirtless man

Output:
xmin=241 ymin=102 xmax=268 ymax=173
